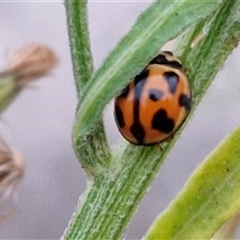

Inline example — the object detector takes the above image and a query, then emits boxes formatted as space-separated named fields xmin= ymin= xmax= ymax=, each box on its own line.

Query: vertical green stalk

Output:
xmin=65 ymin=0 xmax=93 ymax=99
xmin=65 ymin=0 xmax=111 ymax=176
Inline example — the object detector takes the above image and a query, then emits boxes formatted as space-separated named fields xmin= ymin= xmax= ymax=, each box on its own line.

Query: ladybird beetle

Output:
xmin=114 ymin=51 xmax=191 ymax=145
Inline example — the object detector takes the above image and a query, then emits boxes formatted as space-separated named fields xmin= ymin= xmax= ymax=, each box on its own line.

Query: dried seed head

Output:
xmin=1 ymin=43 xmax=58 ymax=87
xmin=0 ymin=141 xmax=25 ymax=219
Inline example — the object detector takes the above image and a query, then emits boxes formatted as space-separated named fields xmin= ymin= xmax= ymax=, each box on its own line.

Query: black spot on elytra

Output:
xmin=179 ymin=94 xmax=191 ymax=111
xmin=115 ymin=105 xmax=125 ymax=128
xmin=130 ymin=122 xmax=145 ymax=145
xmin=149 ymin=54 xmax=182 ymax=69
xmin=163 ymin=71 xmax=179 ymax=94
xmin=118 ymin=85 xmax=129 ymax=98
xmin=130 ymin=69 xmax=149 ymax=144
xmin=149 ymin=89 xmax=164 ymax=102
xmin=152 ymin=109 xmax=175 ymax=133
xmin=134 ymin=69 xmax=149 ymax=88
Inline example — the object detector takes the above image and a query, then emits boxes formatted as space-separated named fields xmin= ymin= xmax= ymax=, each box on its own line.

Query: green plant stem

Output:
xmin=65 ymin=0 xmax=111 ymax=176
xmin=73 ymin=122 xmax=112 ymax=177
xmin=63 ymin=145 xmax=162 ymax=240
xmin=65 ymin=0 xmax=93 ymax=99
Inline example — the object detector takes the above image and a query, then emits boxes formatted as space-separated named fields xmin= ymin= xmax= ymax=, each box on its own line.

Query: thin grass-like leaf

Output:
xmin=145 ymin=126 xmax=240 ymax=240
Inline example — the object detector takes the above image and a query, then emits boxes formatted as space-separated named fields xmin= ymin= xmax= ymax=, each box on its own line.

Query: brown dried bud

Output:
xmin=0 ymin=141 xmax=25 ymax=219
xmin=1 ymin=43 xmax=58 ymax=87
